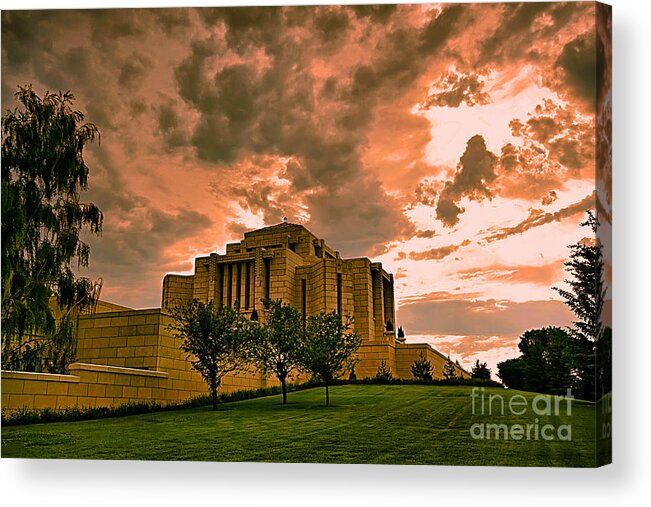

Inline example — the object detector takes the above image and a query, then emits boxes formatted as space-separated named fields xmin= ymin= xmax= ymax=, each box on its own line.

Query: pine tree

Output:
xmin=375 ymin=359 xmax=393 ymax=382
xmin=553 ymin=211 xmax=606 ymax=400
xmin=553 ymin=211 xmax=605 ymax=343
xmin=411 ymin=352 xmax=433 ymax=381
xmin=442 ymin=356 xmax=458 ymax=380
xmin=471 ymin=359 xmax=491 ymax=380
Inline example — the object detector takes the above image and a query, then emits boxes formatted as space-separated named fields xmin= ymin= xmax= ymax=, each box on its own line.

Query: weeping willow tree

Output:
xmin=1 ymin=85 xmax=103 ymax=373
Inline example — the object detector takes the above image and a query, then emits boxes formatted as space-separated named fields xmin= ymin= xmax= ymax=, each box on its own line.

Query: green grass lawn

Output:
xmin=1 ymin=384 xmax=598 ymax=466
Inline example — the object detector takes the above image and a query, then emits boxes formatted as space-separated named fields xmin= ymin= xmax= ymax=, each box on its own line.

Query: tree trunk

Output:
xmin=277 ymin=370 xmax=288 ymax=404
xmin=325 ymin=380 xmax=330 ymax=407
xmin=210 ymin=377 xmax=219 ymax=410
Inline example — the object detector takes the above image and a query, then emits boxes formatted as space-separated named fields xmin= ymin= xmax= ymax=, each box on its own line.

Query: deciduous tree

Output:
xmin=1 ymin=85 xmax=102 ymax=372
xmin=248 ymin=298 xmax=304 ymax=404
xmin=168 ymin=299 xmax=249 ymax=410
xmin=300 ymin=311 xmax=361 ymax=406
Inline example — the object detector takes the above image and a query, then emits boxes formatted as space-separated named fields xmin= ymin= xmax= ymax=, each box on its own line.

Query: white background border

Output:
xmin=1 ymin=0 xmax=649 ymax=504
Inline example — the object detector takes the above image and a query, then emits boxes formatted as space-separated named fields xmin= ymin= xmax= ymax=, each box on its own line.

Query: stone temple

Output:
xmin=2 ymin=222 xmax=468 ymax=414
xmin=162 ymin=221 xmax=468 ymax=380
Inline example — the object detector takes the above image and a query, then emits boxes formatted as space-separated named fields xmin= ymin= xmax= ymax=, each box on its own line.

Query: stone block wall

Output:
xmin=76 ymin=309 xmax=165 ymax=370
xmin=395 ymin=343 xmax=470 ymax=380
xmin=355 ymin=343 xmax=397 ymax=379
xmin=162 ymin=274 xmax=194 ymax=308
xmin=1 ymin=363 xmax=171 ymax=413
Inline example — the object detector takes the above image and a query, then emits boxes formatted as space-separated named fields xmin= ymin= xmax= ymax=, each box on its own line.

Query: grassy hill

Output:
xmin=1 ymin=384 xmax=597 ymax=466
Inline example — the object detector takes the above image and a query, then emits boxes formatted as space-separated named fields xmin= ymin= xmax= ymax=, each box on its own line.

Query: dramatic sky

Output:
xmin=1 ymin=2 xmax=610 ymax=371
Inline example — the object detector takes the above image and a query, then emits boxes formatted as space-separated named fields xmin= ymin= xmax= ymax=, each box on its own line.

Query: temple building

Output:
xmin=162 ymin=221 xmax=468 ymax=380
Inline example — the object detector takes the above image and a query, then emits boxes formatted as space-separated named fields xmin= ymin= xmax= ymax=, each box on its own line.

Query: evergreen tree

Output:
xmin=442 ymin=356 xmax=457 ymax=380
xmin=375 ymin=359 xmax=393 ymax=381
xmin=553 ymin=212 xmax=605 ymax=343
xmin=471 ymin=359 xmax=491 ymax=380
xmin=411 ymin=352 xmax=433 ymax=381
xmin=553 ymin=211 xmax=606 ymax=399
xmin=2 ymin=86 xmax=103 ymax=372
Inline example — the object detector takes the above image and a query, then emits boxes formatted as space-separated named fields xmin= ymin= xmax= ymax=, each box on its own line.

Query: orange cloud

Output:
xmin=455 ymin=260 xmax=565 ymax=286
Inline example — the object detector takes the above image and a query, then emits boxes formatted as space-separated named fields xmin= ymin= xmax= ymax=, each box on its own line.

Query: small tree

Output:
xmin=471 ymin=359 xmax=491 ymax=381
xmin=411 ymin=352 xmax=433 ymax=381
xmin=442 ymin=356 xmax=458 ymax=380
xmin=300 ymin=311 xmax=361 ymax=406
xmin=375 ymin=359 xmax=393 ymax=382
xmin=248 ymin=298 xmax=304 ymax=404
xmin=168 ymin=299 xmax=249 ymax=410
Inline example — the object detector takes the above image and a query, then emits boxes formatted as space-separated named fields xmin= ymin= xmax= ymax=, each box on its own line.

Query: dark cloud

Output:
xmin=415 ymin=229 xmax=437 ymax=239
xmin=156 ymin=100 xmax=189 ymax=149
xmin=555 ymin=32 xmax=597 ymax=105
xmin=314 ymin=6 xmax=350 ymax=42
xmin=596 ymin=3 xmax=612 ymax=226
xmin=436 ymin=135 xmax=497 ymax=227
xmin=118 ymin=52 xmax=152 ymax=89
xmin=477 ymin=2 xmax=586 ymax=67
xmin=154 ymin=8 xmax=193 ymax=36
xmin=541 ymin=190 xmax=558 ymax=206
xmin=80 ymin=149 xmax=213 ymax=308
xmin=172 ymin=5 xmax=466 ymax=255
xmin=503 ymin=100 xmax=594 ymax=177
xmin=478 ymin=2 xmax=551 ymax=65
xmin=483 ymin=192 xmax=595 ymax=243
xmin=420 ymin=70 xmax=490 ymax=109
xmin=409 ymin=240 xmax=470 ymax=261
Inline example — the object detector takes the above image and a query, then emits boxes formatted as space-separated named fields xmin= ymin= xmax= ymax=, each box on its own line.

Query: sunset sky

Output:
xmin=1 ymin=2 xmax=610 ymax=371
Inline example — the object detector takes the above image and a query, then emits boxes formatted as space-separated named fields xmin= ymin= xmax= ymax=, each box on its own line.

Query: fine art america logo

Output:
xmin=469 ymin=387 xmax=574 ymax=441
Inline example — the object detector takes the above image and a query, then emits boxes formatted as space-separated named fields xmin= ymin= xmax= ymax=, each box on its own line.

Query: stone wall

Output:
xmin=1 ymin=363 xmax=171 ymax=413
xmin=395 ymin=343 xmax=470 ymax=380
xmin=161 ymin=274 xmax=194 ymax=309
xmin=76 ymin=308 xmax=271 ymax=397
xmin=354 ymin=342 xmax=470 ymax=380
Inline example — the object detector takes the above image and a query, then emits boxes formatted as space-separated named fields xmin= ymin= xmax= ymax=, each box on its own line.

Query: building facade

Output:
xmin=162 ymin=222 xmax=467 ymax=380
